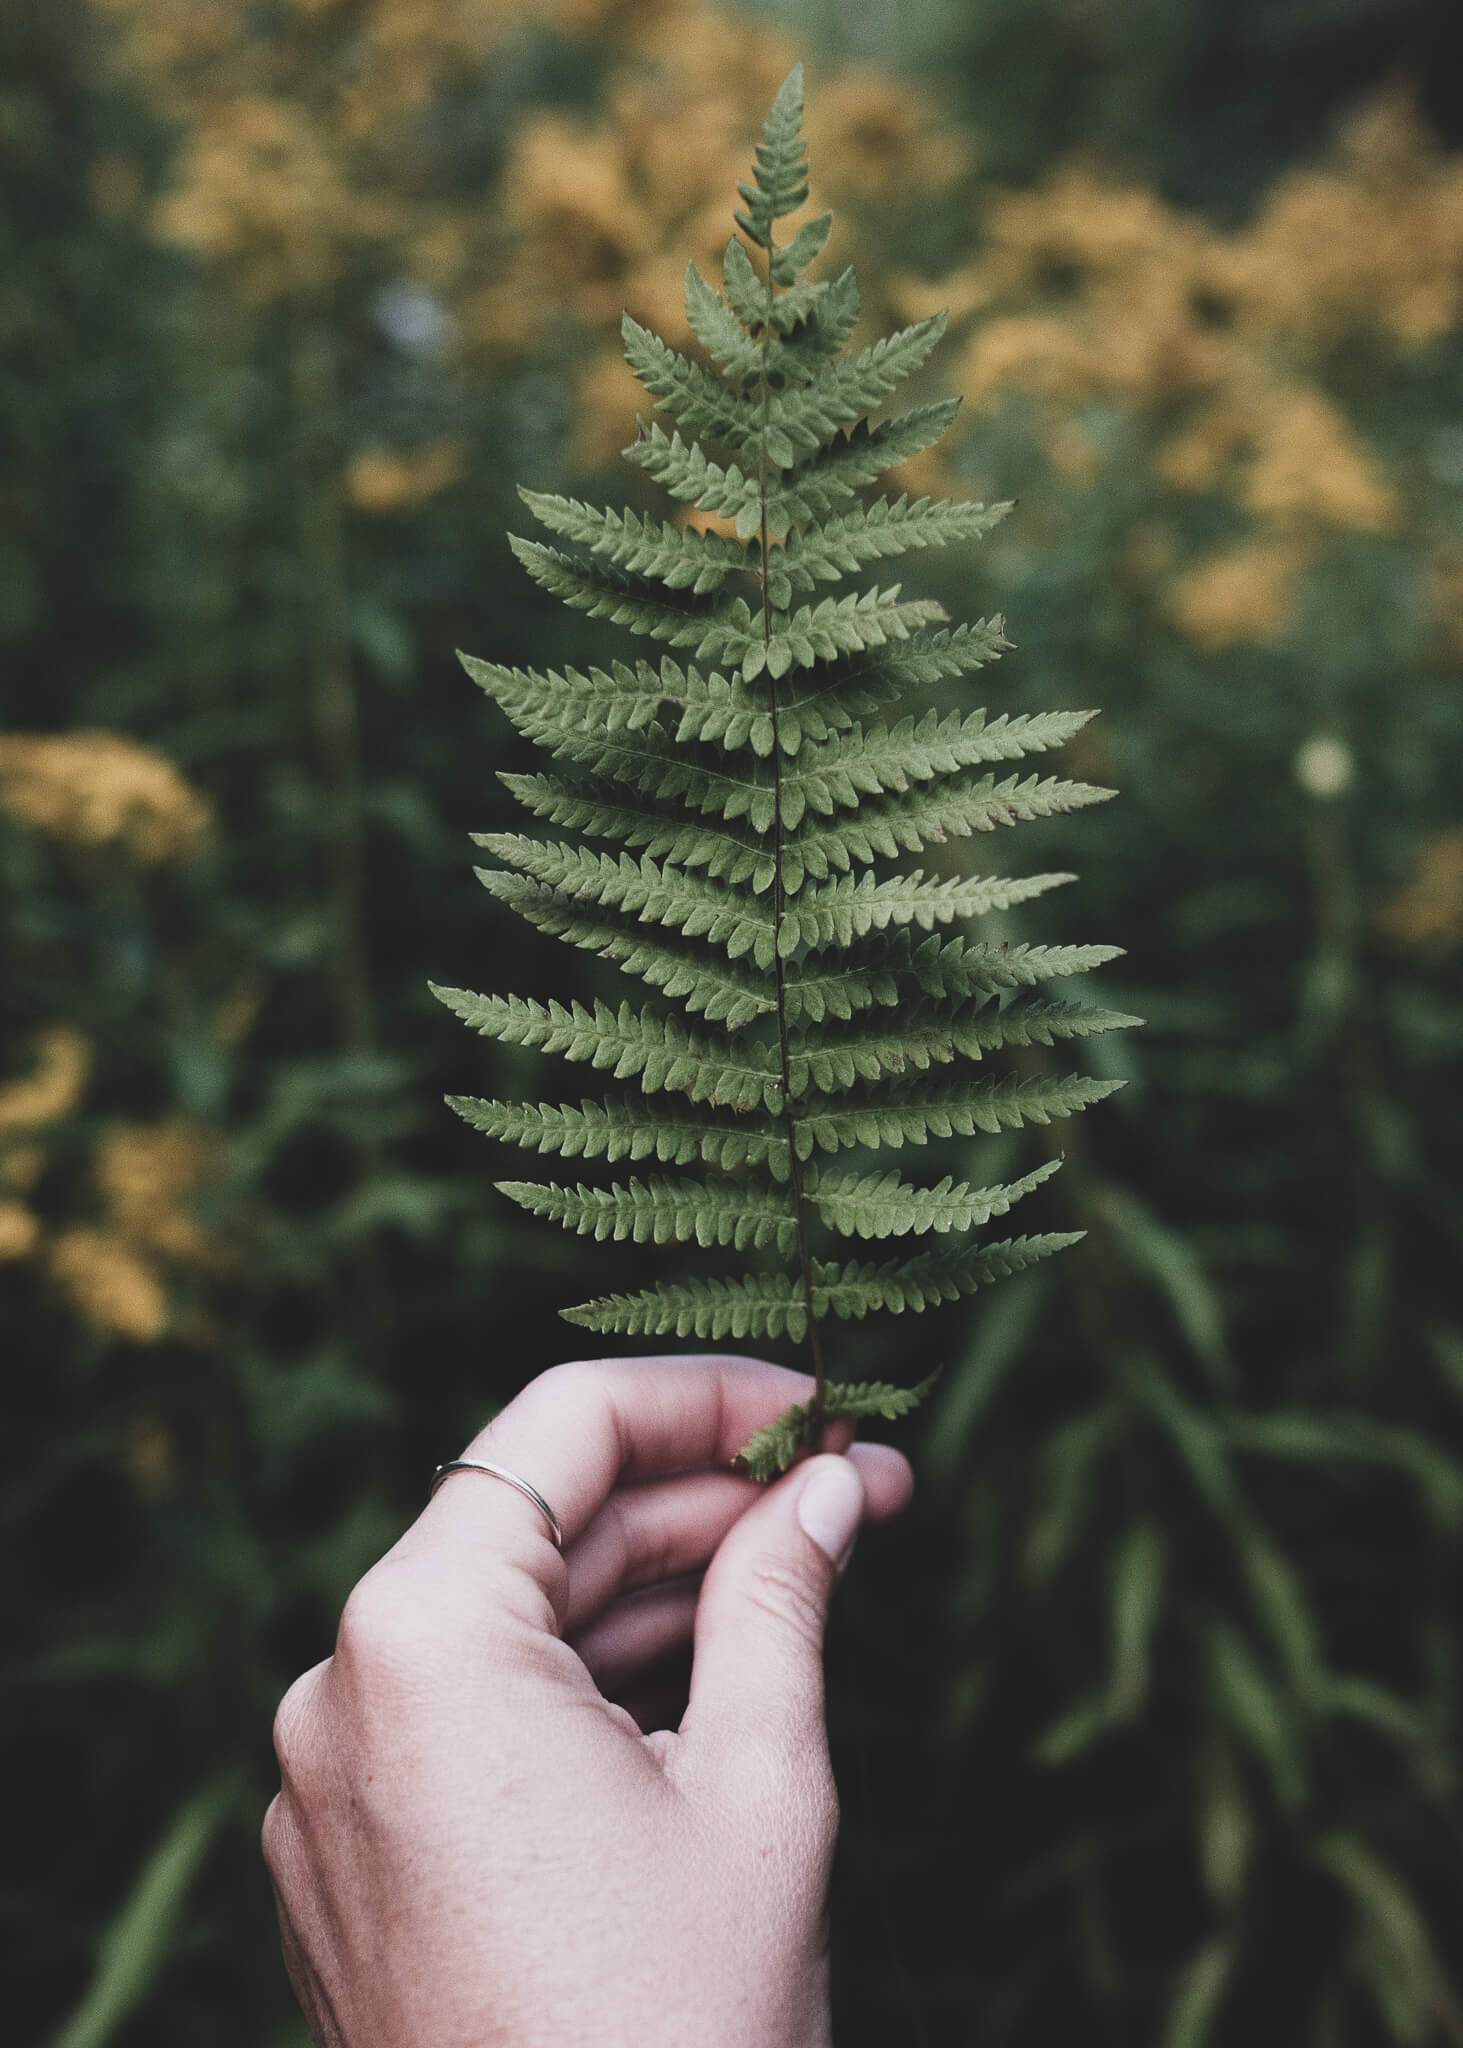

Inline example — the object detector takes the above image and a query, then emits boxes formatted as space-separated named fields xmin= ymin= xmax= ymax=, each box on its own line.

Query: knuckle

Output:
xmin=536 ymin=1357 xmax=594 ymax=1401
xmin=334 ymin=1560 xmax=439 ymax=1675
xmin=271 ymin=1664 xmax=326 ymax=1787
xmin=260 ymin=1792 xmax=290 ymax=1877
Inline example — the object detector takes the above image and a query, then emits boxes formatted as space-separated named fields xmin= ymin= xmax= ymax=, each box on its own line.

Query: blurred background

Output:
xmin=5 ymin=1 xmax=1463 ymax=2042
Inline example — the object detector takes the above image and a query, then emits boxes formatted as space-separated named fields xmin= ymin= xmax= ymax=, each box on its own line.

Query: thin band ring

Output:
xmin=429 ymin=1458 xmax=565 ymax=1550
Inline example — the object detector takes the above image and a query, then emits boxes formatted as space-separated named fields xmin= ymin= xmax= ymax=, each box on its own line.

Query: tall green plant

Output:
xmin=436 ymin=67 xmax=1138 ymax=1474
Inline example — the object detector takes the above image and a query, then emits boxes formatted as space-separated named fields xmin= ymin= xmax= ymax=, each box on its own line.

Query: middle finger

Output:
xmin=562 ymin=1466 xmax=758 ymax=1631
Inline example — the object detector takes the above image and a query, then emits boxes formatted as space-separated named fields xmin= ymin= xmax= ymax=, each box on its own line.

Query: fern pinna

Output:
xmin=435 ymin=68 xmax=1138 ymax=1478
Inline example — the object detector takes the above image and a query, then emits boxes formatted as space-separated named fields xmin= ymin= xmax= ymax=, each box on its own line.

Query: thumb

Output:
xmin=680 ymin=1453 xmax=865 ymax=1788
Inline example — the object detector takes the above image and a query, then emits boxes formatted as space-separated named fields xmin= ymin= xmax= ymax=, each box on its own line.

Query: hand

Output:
xmin=263 ymin=1353 xmax=914 ymax=2048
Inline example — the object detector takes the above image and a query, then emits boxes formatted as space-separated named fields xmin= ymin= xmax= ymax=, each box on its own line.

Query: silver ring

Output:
xmin=429 ymin=1458 xmax=564 ymax=1549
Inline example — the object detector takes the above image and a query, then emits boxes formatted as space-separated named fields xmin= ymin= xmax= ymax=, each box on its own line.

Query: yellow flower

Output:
xmin=956 ymin=315 xmax=1097 ymax=409
xmin=984 ymin=167 xmax=1208 ymax=292
xmin=0 ymin=1027 xmax=91 ymax=1135
xmin=49 ymin=1228 xmax=169 ymax=1343
xmin=1167 ymin=539 xmax=1312 ymax=651
xmin=804 ymin=68 xmax=967 ymax=200
xmin=153 ymin=93 xmax=393 ymax=300
xmin=1243 ymin=388 xmax=1398 ymax=533
xmin=1158 ymin=402 xmax=1254 ymax=493
xmin=95 ymin=1121 xmax=219 ymax=1266
xmin=1226 ymin=88 xmax=1463 ymax=353
xmin=1378 ymin=830 xmax=1463 ymax=951
xmin=0 ymin=1201 xmax=39 ymax=1262
xmin=347 ymin=438 xmax=468 ymax=514
xmin=504 ymin=113 xmax=657 ymax=315
xmin=0 ymin=731 xmax=210 ymax=863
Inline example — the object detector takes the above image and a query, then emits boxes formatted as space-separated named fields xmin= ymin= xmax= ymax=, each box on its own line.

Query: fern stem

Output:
xmin=758 ymin=236 xmax=827 ymax=1417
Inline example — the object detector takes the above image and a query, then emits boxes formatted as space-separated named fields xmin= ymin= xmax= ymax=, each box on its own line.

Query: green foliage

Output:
xmin=442 ymin=67 xmax=1133 ymax=1471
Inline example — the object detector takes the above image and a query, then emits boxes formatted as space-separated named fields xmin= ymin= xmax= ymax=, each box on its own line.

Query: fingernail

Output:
xmin=796 ymin=1457 xmax=865 ymax=1571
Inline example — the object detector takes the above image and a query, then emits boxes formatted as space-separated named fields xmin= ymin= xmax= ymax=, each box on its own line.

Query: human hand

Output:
xmin=263 ymin=1354 xmax=914 ymax=2048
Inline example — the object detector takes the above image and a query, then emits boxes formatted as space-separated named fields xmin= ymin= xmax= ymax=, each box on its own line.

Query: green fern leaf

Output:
xmin=762 ymin=402 xmax=964 ymax=528
xmin=428 ymin=988 xmax=782 ymax=1112
xmin=792 ymin=1070 xmax=1123 ymax=1153
xmin=562 ymin=1269 xmax=815 ymax=1344
xmin=812 ymin=1231 xmax=1083 ymax=1316
xmin=813 ymin=1159 xmax=1062 ymax=1239
xmin=735 ymin=1370 xmax=942 ymax=1480
xmin=439 ymin=70 xmax=1136 ymax=1475
xmin=622 ymin=316 xmax=763 ymax=453
xmin=496 ymin=774 xmax=780 ymax=892
xmin=735 ymin=63 xmax=811 ymax=248
xmin=770 ymin=209 xmax=833 ymax=285
xmin=475 ymin=870 xmax=777 ymax=1025
xmin=784 ymin=999 xmax=1141 ymax=1094
xmin=787 ymin=769 xmax=1116 ymax=878
xmin=518 ymin=491 xmax=751 ymax=592
xmin=780 ymin=495 xmax=1014 ymax=592
xmin=449 ymin=1095 xmax=793 ymax=1176
xmin=499 ymin=1176 xmax=798 ymax=1253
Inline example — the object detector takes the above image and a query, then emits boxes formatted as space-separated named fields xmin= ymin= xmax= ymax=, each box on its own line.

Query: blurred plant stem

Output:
xmin=290 ymin=308 xmax=373 ymax=1054
xmin=48 ymin=1780 xmax=231 ymax=2048
xmin=1302 ymin=789 xmax=1395 ymax=1382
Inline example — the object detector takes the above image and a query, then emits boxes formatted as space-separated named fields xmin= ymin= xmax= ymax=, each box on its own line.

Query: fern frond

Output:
xmin=735 ymin=64 xmax=810 ymax=249
xmin=813 ymin=1159 xmax=1062 ymax=1238
xmin=849 ymin=619 xmax=1018 ymax=689
xmin=798 ymin=867 xmax=1075 ymax=938
xmin=496 ymin=773 xmax=780 ymax=892
xmin=771 ymin=210 xmax=833 ymax=285
xmin=684 ymin=258 xmax=859 ymax=386
xmin=977 ymin=995 xmax=1147 ymax=1049
xmin=787 ymin=769 xmax=1117 ymax=879
xmin=735 ymin=1371 xmax=942 ymax=1480
xmin=562 ymin=1232 xmax=1077 ymax=1342
xmin=895 ymin=930 xmax=1124 ymax=998
xmin=442 ymin=69 xmax=1135 ymax=1475
xmin=621 ymin=316 xmax=758 ymax=451
xmin=813 ymin=1230 xmax=1083 ymax=1315
xmin=508 ymin=536 xmax=756 ymax=658
xmin=779 ymin=314 xmax=948 ymax=431
xmin=498 ymin=1176 xmax=797 ymax=1253
xmin=461 ymin=652 xmax=684 ymax=738
xmin=428 ymin=988 xmax=782 ymax=1111
xmin=785 ymin=999 xmax=1141 ymax=1094
xmin=770 ymin=710 xmax=1098 ymax=830
xmin=517 ymin=491 xmax=751 ymax=592
xmin=625 ymin=401 xmax=962 ymax=539
xmin=793 ymin=1070 xmax=1123 ymax=1152
xmin=448 ymin=1094 xmax=792 ymax=1176
xmin=478 ymin=837 xmax=784 ymax=969
xmin=761 ymin=403 xmax=964 ymax=528
xmin=562 ymin=1269 xmax=816 ymax=1343
xmin=779 ymin=496 xmax=1014 ymax=593
xmin=474 ymin=869 xmax=777 ymax=1025
xmin=476 ymin=682 xmax=786 ymax=831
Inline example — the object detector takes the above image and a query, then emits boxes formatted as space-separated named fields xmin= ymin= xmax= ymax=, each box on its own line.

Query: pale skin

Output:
xmin=263 ymin=1354 xmax=915 ymax=2048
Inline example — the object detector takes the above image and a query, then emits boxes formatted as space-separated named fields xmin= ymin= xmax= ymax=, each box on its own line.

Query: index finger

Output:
xmin=398 ymin=1353 xmax=831 ymax=1585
